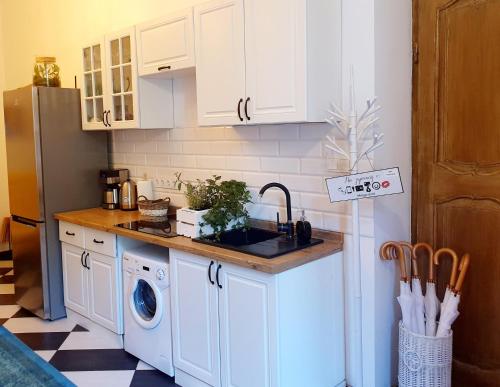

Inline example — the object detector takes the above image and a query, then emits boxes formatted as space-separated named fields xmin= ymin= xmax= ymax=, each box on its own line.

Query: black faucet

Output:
xmin=259 ymin=182 xmax=294 ymax=239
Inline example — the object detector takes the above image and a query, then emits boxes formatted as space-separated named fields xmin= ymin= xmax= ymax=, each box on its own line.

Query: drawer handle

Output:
xmin=65 ymin=231 xmax=75 ymax=236
xmin=93 ymin=239 xmax=104 ymax=244
xmin=158 ymin=65 xmax=171 ymax=71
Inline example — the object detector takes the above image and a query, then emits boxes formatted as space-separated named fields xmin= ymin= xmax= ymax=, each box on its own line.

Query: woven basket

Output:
xmin=137 ymin=196 xmax=170 ymax=217
xmin=398 ymin=321 xmax=452 ymax=387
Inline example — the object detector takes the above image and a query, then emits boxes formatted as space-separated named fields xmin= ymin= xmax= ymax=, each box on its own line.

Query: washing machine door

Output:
xmin=129 ymin=277 xmax=163 ymax=329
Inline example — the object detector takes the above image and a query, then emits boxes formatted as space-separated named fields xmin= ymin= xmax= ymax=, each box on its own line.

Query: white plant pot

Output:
xmin=176 ymin=207 xmax=244 ymax=238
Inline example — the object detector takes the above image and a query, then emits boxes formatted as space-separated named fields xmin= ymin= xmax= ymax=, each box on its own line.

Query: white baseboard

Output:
xmin=175 ymin=368 xmax=212 ymax=387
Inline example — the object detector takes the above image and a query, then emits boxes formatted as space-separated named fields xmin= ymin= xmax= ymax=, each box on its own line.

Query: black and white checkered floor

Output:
xmin=0 ymin=260 xmax=179 ymax=387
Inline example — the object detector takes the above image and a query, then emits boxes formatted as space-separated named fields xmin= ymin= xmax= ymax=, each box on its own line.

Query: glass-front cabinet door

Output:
xmin=105 ymin=28 xmax=139 ymax=129
xmin=81 ymin=39 xmax=108 ymax=130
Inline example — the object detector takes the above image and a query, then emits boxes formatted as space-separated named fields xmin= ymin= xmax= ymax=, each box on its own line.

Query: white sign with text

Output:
xmin=325 ymin=167 xmax=403 ymax=202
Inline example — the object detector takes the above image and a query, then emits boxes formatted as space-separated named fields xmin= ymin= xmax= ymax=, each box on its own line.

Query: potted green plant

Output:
xmin=201 ymin=179 xmax=251 ymax=240
xmin=174 ymin=173 xmax=251 ymax=239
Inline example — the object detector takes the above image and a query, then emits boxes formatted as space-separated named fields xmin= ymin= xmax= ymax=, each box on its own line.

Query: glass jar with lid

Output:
xmin=33 ymin=56 xmax=61 ymax=87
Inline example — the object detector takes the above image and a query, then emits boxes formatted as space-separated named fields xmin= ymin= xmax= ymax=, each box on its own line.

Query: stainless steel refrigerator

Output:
xmin=4 ymin=85 xmax=108 ymax=320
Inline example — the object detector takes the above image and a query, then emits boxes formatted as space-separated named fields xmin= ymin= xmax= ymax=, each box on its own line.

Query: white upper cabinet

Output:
xmin=81 ymin=39 xmax=108 ymax=130
xmin=194 ymin=0 xmax=247 ymax=126
xmin=136 ymin=8 xmax=195 ymax=77
xmin=81 ymin=28 xmax=174 ymax=130
xmin=244 ymin=0 xmax=306 ymax=124
xmin=194 ymin=0 xmax=341 ymax=126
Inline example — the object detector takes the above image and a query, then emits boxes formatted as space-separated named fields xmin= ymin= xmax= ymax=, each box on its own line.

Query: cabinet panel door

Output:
xmin=170 ymin=250 xmax=220 ymax=386
xmin=105 ymin=28 xmax=140 ymax=129
xmin=61 ymin=243 xmax=89 ymax=317
xmin=136 ymin=8 xmax=195 ymax=76
xmin=244 ymin=0 xmax=306 ymax=124
xmin=88 ymin=252 xmax=121 ymax=333
xmin=194 ymin=0 xmax=246 ymax=126
xmin=219 ymin=263 xmax=277 ymax=387
xmin=81 ymin=39 xmax=109 ymax=130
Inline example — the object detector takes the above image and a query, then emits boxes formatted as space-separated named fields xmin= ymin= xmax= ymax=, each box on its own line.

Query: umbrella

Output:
xmin=392 ymin=243 xmax=415 ymax=331
xmin=399 ymin=242 xmax=425 ymax=335
xmin=436 ymin=253 xmax=470 ymax=337
xmin=413 ymin=242 xmax=440 ymax=336
xmin=434 ymin=248 xmax=459 ymax=313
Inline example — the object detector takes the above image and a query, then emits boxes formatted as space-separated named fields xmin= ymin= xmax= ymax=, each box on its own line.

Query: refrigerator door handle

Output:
xmin=12 ymin=215 xmax=43 ymax=228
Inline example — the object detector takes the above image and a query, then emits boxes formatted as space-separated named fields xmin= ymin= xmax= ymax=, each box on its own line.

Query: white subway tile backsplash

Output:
xmin=279 ymin=174 xmax=325 ymax=193
xmin=134 ymin=141 xmax=157 ymax=153
xmin=170 ymin=155 xmax=197 ymax=168
xmin=146 ymin=154 xmax=170 ymax=166
xmin=279 ymin=140 xmax=323 ymax=157
xmin=196 ymin=156 xmax=226 ymax=170
xmin=260 ymin=124 xmax=299 ymax=140
xmin=225 ymin=156 xmax=261 ymax=172
xmin=241 ymin=141 xmax=279 ymax=156
xmin=112 ymin=122 xmax=375 ymax=233
xmin=260 ymin=157 xmax=300 ymax=173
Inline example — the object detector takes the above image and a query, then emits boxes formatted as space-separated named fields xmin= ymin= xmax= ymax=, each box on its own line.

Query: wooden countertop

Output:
xmin=54 ymin=208 xmax=343 ymax=274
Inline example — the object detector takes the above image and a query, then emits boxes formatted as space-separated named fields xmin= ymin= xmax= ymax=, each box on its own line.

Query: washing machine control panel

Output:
xmin=156 ymin=268 xmax=166 ymax=281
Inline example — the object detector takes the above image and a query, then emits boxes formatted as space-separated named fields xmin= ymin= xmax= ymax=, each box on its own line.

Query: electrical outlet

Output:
xmin=327 ymin=157 xmax=350 ymax=172
xmin=155 ymin=176 xmax=177 ymax=190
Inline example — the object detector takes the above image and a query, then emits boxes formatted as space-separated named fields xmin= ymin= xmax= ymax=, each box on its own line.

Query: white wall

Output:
xmin=0 ymin=13 xmax=9 ymax=229
xmin=373 ymin=1 xmax=413 ymax=385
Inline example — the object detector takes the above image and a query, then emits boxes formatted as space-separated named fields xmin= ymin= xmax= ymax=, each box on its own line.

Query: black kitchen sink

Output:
xmin=193 ymin=227 xmax=323 ymax=259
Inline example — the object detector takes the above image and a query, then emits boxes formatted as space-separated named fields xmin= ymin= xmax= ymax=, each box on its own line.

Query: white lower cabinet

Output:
xmin=60 ymin=224 xmax=123 ymax=335
xmin=218 ymin=262 xmax=277 ymax=387
xmin=61 ymin=243 xmax=89 ymax=317
xmin=170 ymin=252 xmax=221 ymax=386
xmin=88 ymin=251 xmax=121 ymax=333
xmin=170 ymin=249 xmax=345 ymax=387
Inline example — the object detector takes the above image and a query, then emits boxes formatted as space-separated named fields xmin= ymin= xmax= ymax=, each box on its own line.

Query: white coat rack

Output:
xmin=324 ymin=69 xmax=383 ymax=387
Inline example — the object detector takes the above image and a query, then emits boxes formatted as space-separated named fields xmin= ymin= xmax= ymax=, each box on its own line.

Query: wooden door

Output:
xmin=244 ymin=0 xmax=306 ymax=124
xmin=169 ymin=250 xmax=221 ymax=387
xmin=88 ymin=252 xmax=121 ymax=334
xmin=413 ymin=1 xmax=500 ymax=385
xmin=218 ymin=262 xmax=277 ymax=387
xmin=61 ymin=243 xmax=89 ymax=317
xmin=194 ymin=0 xmax=246 ymax=126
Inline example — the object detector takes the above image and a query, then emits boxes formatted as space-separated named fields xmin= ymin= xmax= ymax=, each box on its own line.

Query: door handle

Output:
xmin=93 ymin=239 xmax=104 ymax=244
xmin=158 ymin=65 xmax=171 ymax=71
xmin=80 ymin=251 xmax=86 ymax=268
xmin=11 ymin=215 xmax=40 ymax=227
xmin=237 ymin=98 xmax=243 ymax=122
xmin=244 ymin=97 xmax=250 ymax=121
xmin=65 ymin=231 xmax=75 ymax=236
xmin=85 ymin=252 xmax=90 ymax=270
xmin=216 ymin=264 xmax=222 ymax=289
xmin=208 ymin=261 xmax=215 ymax=285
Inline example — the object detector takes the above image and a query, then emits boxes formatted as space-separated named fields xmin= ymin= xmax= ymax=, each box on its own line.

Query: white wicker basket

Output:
xmin=398 ymin=321 xmax=452 ymax=387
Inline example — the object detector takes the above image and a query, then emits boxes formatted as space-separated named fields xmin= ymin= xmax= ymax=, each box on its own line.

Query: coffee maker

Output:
xmin=100 ymin=169 xmax=129 ymax=210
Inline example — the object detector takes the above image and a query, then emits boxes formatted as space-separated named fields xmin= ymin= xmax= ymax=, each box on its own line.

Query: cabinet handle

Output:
xmin=80 ymin=251 xmax=86 ymax=268
xmin=93 ymin=238 xmax=104 ymax=244
xmin=65 ymin=231 xmax=75 ymax=236
xmin=216 ymin=264 xmax=222 ymax=289
xmin=105 ymin=110 xmax=111 ymax=127
xmin=208 ymin=261 xmax=215 ymax=285
xmin=158 ymin=65 xmax=171 ymax=71
xmin=85 ymin=252 xmax=90 ymax=270
xmin=237 ymin=98 xmax=243 ymax=122
xmin=244 ymin=97 xmax=250 ymax=121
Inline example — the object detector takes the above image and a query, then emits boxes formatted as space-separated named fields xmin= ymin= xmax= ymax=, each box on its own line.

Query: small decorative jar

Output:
xmin=33 ymin=56 xmax=61 ymax=87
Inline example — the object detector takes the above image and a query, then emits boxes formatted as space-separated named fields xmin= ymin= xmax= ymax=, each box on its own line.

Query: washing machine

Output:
xmin=123 ymin=245 xmax=174 ymax=376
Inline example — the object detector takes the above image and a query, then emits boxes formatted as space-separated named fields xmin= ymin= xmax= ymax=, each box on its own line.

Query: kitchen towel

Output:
xmin=137 ymin=179 xmax=154 ymax=200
